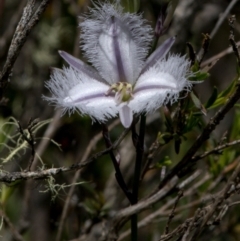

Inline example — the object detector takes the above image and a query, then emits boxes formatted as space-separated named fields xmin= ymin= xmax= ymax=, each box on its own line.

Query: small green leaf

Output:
xmin=205 ymin=86 xmax=218 ymax=108
xmin=208 ymin=97 xmax=226 ymax=109
xmin=156 ymin=156 xmax=172 ymax=168
xmin=191 ymin=61 xmax=199 ymax=72
xmin=157 ymin=132 xmax=172 ymax=144
xmin=219 ymin=79 xmax=237 ymax=98
xmin=190 ymin=92 xmax=207 ymax=115
xmin=189 ymin=71 xmax=210 ymax=81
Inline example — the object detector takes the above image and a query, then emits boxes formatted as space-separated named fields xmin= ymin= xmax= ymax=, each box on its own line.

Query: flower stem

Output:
xmin=131 ymin=114 xmax=146 ymax=241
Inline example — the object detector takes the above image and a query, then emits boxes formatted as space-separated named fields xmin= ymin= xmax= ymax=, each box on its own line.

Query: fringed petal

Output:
xmin=130 ymin=55 xmax=192 ymax=113
xmin=80 ymin=2 xmax=152 ymax=85
xmin=44 ymin=67 xmax=118 ymax=122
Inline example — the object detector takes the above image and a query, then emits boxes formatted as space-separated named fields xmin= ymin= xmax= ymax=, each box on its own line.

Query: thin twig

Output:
xmin=0 ymin=124 xmax=128 ymax=183
xmin=17 ymin=119 xmax=38 ymax=171
xmin=190 ymin=159 xmax=240 ymax=240
xmin=0 ymin=0 xmax=52 ymax=97
xmin=118 ymin=172 xmax=208 ymax=241
xmin=192 ymin=139 xmax=240 ymax=162
xmin=210 ymin=0 xmax=238 ymax=38
xmin=0 ymin=0 xmax=27 ymax=58
xmin=165 ymin=190 xmax=183 ymax=234
xmin=201 ymin=40 xmax=240 ymax=67
xmin=106 ymin=176 xmax=179 ymax=240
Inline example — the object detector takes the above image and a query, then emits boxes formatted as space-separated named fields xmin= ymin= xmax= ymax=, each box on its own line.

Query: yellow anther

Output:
xmin=105 ymin=82 xmax=134 ymax=104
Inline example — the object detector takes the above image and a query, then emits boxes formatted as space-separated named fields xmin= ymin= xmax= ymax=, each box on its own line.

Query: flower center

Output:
xmin=105 ymin=82 xmax=134 ymax=104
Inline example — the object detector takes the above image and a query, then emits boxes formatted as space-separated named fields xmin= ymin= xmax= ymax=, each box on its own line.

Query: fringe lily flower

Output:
xmin=44 ymin=2 xmax=192 ymax=128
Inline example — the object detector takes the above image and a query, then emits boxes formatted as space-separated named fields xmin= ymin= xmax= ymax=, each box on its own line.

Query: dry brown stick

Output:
xmin=192 ymin=139 xmax=240 ymax=162
xmin=0 ymin=123 xmax=128 ymax=184
xmin=118 ymin=171 xmax=208 ymax=241
xmin=210 ymin=0 xmax=238 ymax=38
xmin=190 ymin=160 xmax=240 ymax=240
xmin=201 ymin=40 xmax=240 ymax=68
xmin=104 ymin=176 xmax=179 ymax=240
xmin=0 ymin=0 xmax=27 ymax=58
xmin=0 ymin=0 xmax=52 ymax=96
xmin=197 ymin=0 xmax=238 ymax=61
xmin=164 ymin=190 xmax=184 ymax=235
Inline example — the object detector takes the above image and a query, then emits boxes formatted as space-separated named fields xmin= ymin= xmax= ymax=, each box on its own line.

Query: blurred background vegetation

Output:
xmin=1 ymin=0 xmax=240 ymax=241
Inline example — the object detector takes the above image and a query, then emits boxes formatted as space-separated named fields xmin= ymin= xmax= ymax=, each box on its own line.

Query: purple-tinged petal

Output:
xmin=80 ymin=2 xmax=153 ymax=85
xmin=119 ymin=104 xmax=133 ymax=128
xmin=130 ymin=55 xmax=192 ymax=114
xmin=58 ymin=51 xmax=105 ymax=83
xmin=140 ymin=36 xmax=175 ymax=75
xmin=44 ymin=67 xmax=118 ymax=122
xmin=96 ymin=16 xmax=137 ymax=84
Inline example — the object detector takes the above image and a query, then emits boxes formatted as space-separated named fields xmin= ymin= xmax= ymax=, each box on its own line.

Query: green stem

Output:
xmin=131 ymin=114 xmax=146 ymax=241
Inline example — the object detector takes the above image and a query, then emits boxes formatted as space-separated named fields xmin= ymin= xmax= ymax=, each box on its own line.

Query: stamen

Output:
xmin=105 ymin=82 xmax=134 ymax=104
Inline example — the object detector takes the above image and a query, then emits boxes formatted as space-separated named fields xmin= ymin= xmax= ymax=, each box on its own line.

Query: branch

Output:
xmin=210 ymin=0 xmax=238 ymax=38
xmin=0 ymin=0 xmax=27 ymax=59
xmin=164 ymin=190 xmax=183 ymax=235
xmin=0 ymin=127 xmax=127 ymax=183
xmin=0 ymin=0 xmax=52 ymax=97
xmin=190 ymin=157 xmax=240 ymax=239
xmin=192 ymin=139 xmax=240 ymax=162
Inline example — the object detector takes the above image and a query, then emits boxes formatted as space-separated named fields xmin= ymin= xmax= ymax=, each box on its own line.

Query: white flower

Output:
xmin=44 ymin=2 xmax=192 ymax=128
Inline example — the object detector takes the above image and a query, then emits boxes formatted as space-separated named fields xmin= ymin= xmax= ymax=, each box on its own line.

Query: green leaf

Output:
xmin=207 ymin=97 xmax=226 ymax=109
xmin=205 ymin=86 xmax=218 ymax=108
xmin=191 ymin=61 xmax=199 ymax=72
xmin=189 ymin=71 xmax=210 ymax=81
xmin=156 ymin=156 xmax=172 ymax=168
xmin=190 ymin=92 xmax=207 ymax=115
xmin=219 ymin=79 xmax=237 ymax=98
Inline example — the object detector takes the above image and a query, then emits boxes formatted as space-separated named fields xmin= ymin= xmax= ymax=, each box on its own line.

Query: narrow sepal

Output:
xmin=58 ymin=51 xmax=105 ymax=83
xmin=140 ymin=36 xmax=175 ymax=75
